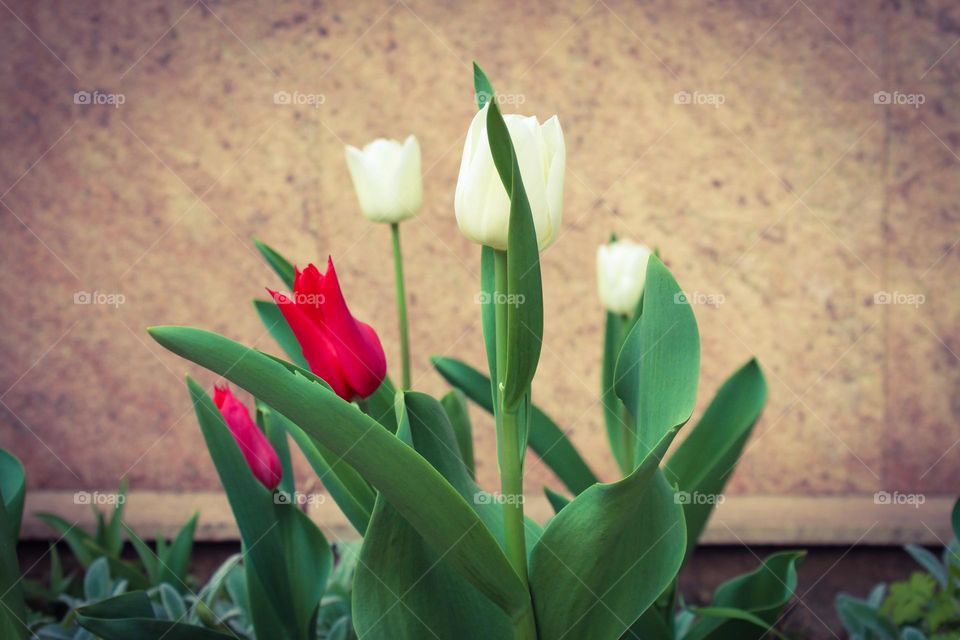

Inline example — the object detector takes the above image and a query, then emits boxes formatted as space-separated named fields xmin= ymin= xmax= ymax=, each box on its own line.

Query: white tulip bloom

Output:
xmin=345 ymin=135 xmax=422 ymax=224
xmin=454 ymin=103 xmax=565 ymax=251
xmin=597 ymin=239 xmax=653 ymax=315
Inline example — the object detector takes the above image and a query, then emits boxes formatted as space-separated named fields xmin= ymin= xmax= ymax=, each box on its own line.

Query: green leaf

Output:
xmin=684 ymin=550 xmax=805 ymax=640
xmin=543 ymin=486 xmax=570 ymax=514
xmin=952 ymin=496 xmax=960 ymax=543
xmin=353 ymin=392 xmax=512 ymax=639
xmin=77 ymin=592 xmax=235 ymax=640
xmin=883 ymin=572 xmax=937 ymax=625
xmin=254 ymin=237 xmax=296 ymax=289
xmin=360 ymin=376 xmax=400 ymax=434
xmin=150 ymin=327 xmax=530 ymax=622
xmin=473 ymin=61 xmax=494 ymax=110
xmin=602 ymin=312 xmax=631 ymax=475
xmin=102 ymin=478 xmax=128 ymax=558
xmin=160 ymin=513 xmax=199 ymax=591
xmin=688 ymin=607 xmax=789 ymax=640
xmin=835 ymin=592 xmax=898 ymax=640
xmin=486 ymin=101 xmax=544 ymax=412
xmin=905 ymin=544 xmax=948 ymax=587
xmin=441 ymin=389 xmax=475 ymax=478
xmin=0 ymin=450 xmax=27 ymax=639
xmin=254 ymin=299 xmax=310 ymax=370
xmin=664 ymin=359 xmax=767 ymax=556
xmin=530 ymin=256 xmax=700 ymax=640
xmin=35 ymin=513 xmax=99 ymax=566
xmin=159 ymin=583 xmax=187 ymax=620
xmin=480 ymin=246 xmax=500 ymax=405
xmin=615 ymin=255 xmax=700 ymax=466
xmin=280 ymin=409 xmax=375 ymax=536
xmin=84 ymin=557 xmax=112 ymax=601
xmin=274 ymin=501 xmax=332 ymax=637
xmin=433 ymin=356 xmax=598 ymax=494
xmin=529 ymin=451 xmax=685 ymax=640
xmin=186 ymin=377 xmax=305 ymax=640
xmin=260 ymin=403 xmax=296 ymax=495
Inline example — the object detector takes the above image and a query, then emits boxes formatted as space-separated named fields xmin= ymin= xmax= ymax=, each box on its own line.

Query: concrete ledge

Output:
xmin=20 ymin=491 xmax=956 ymax=546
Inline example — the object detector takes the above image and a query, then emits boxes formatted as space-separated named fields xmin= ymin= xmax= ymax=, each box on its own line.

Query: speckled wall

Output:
xmin=1 ymin=0 xmax=957 ymax=532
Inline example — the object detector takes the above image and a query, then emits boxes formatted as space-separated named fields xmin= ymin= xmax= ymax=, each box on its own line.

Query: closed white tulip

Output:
xmin=597 ymin=239 xmax=653 ymax=315
xmin=345 ymin=135 xmax=422 ymax=224
xmin=455 ymin=103 xmax=565 ymax=251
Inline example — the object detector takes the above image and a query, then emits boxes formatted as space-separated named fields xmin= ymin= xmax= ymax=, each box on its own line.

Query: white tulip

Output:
xmin=597 ymin=239 xmax=653 ymax=315
xmin=454 ymin=103 xmax=565 ymax=251
xmin=345 ymin=135 xmax=422 ymax=224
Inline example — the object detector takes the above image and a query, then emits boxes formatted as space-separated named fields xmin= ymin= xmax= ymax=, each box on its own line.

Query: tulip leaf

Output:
xmin=664 ymin=358 xmax=767 ymax=557
xmin=254 ymin=299 xmax=310 ymax=370
xmin=433 ymin=356 xmax=598 ymax=494
xmin=473 ymin=61 xmax=494 ymax=110
xmin=602 ymin=311 xmax=632 ymax=475
xmin=952 ymin=496 xmax=960 ymax=542
xmin=441 ymin=389 xmax=475 ymax=478
xmin=615 ymin=255 xmax=700 ymax=467
xmin=544 ymin=486 xmax=570 ymax=514
xmin=480 ymin=245 xmax=499 ymax=405
xmin=486 ymin=100 xmax=544 ymax=412
xmin=267 ymin=405 xmax=374 ymax=536
xmin=158 ymin=513 xmax=198 ymax=591
xmin=76 ymin=592 xmax=235 ymax=639
xmin=259 ymin=403 xmax=296 ymax=495
xmin=0 ymin=450 xmax=27 ymax=639
xmin=529 ymin=453 xmax=685 ymax=640
xmin=354 ymin=392 xmax=512 ymax=639
xmin=34 ymin=513 xmax=99 ymax=566
xmin=254 ymin=236 xmax=296 ymax=289
xmin=187 ymin=377 xmax=322 ymax=640
xmin=682 ymin=550 xmax=805 ymax=640
xmin=150 ymin=327 xmax=530 ymax=622
xmin=530 ymin=255 xmax=700 ymax=640
xmin=360 ymin=376 xmax=400 ymax=434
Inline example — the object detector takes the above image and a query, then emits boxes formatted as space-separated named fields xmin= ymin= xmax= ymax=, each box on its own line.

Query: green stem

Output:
xmin=390 ymin=223 xmax=411 ymax=390
xmin=493 ymin=250 xmax=528 ymax=584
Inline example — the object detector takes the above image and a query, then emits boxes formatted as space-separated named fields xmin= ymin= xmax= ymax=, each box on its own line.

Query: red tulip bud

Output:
xmin=269 ymin=257 xmax=387 ymax=401
xmin=213 ymin=385 xmax=283 ymax=491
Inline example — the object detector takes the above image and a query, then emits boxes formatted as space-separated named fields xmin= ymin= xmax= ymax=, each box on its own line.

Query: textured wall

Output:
xmin=0 ymin=0 xmax=957 ymax=525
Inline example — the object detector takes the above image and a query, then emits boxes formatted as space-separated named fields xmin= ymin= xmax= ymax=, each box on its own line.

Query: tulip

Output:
xmin=455 ymin=103 xmax=565 ymax=251
xmin=597 ymin=239 xmax=653 ymax=315
xmin=212 ymin=385 xmax=282 ymax=490
xmin=345 ymin=136 xmax=422 ymax=224
xmin=269 ymin=258 xmax=387 ymax=401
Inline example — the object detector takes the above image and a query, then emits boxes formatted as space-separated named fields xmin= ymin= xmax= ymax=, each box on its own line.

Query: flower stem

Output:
xmin=390 ymin=222 xmax=411 ymax=390
xmin=493 ymin=250 xmax=528 ymax=584
xmin=618 ymin=313 xmax=635 ymax=472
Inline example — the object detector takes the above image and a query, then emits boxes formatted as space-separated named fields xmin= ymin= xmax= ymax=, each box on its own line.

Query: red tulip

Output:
xmin=213 ymin=385 xmax=283 ymax=491
xmin=269 ymin=257 xmax=387 ymax=401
